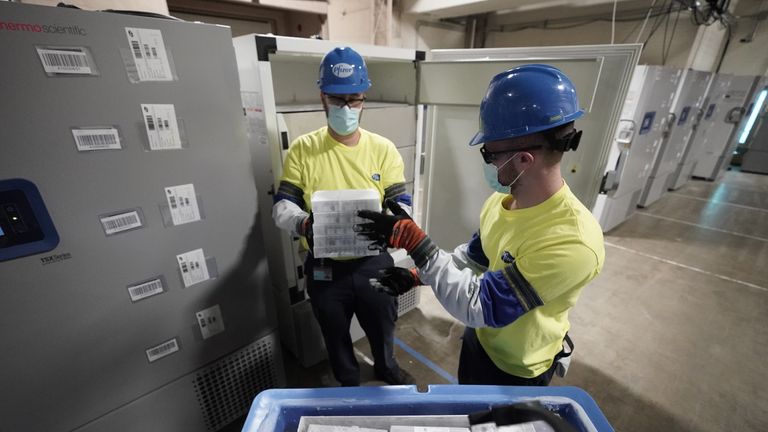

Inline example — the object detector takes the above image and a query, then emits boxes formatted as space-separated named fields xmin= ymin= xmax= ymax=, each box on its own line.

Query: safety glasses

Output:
xmin=479 ymin=145 xmax=542 ymax=164
xmin=325 ymin=94 xmax=366 ymax=109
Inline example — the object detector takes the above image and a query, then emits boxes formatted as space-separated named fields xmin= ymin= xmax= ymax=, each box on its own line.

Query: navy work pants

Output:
xmin=458 ymin=326 xmax=558 ymax=386
xmin=305 ymin=253 xmax=399 ymax=386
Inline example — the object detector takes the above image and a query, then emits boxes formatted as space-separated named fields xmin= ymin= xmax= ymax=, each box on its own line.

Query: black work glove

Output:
xmin=369 ymin=267 xmax=421 ymax=296
xmin=357 ymin=199 xmax=421 ymax=251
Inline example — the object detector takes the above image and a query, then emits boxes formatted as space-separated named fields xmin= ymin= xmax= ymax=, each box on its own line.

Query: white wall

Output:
xmin=485 ymin=12 xmax=699 ymax=68
xmin=171 ymin=12 xmax=273 ymax=37
xmin=685 ymin=22 xmax=729 ymax=72
xmin=483 ymin=1 xmax=768 ymax=76
xmin=394 ymin=16 xmax=466 ymax=50
xmin=326 ymin=0 xmax=375 ymax=44
xmin=324 ymin=0 xmax=465 ymax=50
xmin=720 ymin=1 xmax=768 ymax=75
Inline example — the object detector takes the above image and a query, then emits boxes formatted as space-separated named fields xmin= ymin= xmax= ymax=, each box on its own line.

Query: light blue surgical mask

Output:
xmin=482 ymin=152 xmax=525 ymax=194
xmin=328 ymin=105 xmax=361 ymax=136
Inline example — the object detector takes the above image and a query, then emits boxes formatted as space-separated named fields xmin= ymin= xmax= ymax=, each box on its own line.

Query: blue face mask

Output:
xmin=328 ymin=105 xmax=361 ymax=136
xmin=482 ymin=152 xmax=525 ymax=194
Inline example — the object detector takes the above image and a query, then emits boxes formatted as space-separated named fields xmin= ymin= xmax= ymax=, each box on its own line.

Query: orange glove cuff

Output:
xmin=389 ymin=219 xmax=426 ymax=252
xmin=409 ymin=267 xmax=422 ymax=286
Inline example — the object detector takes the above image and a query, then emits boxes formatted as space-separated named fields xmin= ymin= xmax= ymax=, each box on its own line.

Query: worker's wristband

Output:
xmin=411 ymin=236 xmax=438 ymax=268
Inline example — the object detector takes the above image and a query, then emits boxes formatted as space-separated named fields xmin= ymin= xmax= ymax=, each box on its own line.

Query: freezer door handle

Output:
xmin=692 ymin=107 xmax=706 ymax=127
xmin=600 ymin=170 xmax=619 ymax=193
xmin=615 ymin=119 xmax=636 ymax=146
xmin=725 ymin=106 xmax=746 ymax=124
xmin=662 ymin=112 xmax=677 ymax=137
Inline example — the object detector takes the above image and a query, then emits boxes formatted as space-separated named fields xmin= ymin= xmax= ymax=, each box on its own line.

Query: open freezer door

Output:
xmin=418 ymin=45 xmax=640 ymax=249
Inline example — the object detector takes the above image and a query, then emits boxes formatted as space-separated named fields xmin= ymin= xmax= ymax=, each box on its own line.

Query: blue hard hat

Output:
xmin=469 ymin=64 xmax=584 ymax=146
xmin=318 ymin=47 xmax=371 ymax=94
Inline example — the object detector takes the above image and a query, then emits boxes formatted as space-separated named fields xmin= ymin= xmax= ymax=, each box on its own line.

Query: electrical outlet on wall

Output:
xmin=196 ymin=304 xmax=225 ymax=339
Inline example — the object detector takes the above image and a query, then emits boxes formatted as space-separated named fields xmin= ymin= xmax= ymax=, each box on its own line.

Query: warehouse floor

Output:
xmin=233 ymin=169 xmax=768 ymax=432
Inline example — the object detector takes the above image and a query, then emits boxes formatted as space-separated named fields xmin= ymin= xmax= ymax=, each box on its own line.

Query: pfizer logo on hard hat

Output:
xmin=332 ymin=63 xmax=355 ymax=78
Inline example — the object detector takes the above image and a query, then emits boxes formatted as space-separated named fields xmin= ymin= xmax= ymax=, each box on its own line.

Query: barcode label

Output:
xmin=165 ymin=184 xmax=201 ymax=225
xmin=128 ymin=278 xmax=164 ymax=302
xmin=141 ymin=104 xmax=181 ymax=149
xmin=146 ymin=338 xmax=179 ymax=363
xmin=177 ymin=248 xmax=210 ymax=287
xmin=37 ymin=48 xmax=92 ymax=74
xmin=100 ymin=210 xmax=142 ymax=235
xmin=72 ymin=128 xmax=122 ymax=151
xmin=126 ymin=28 xmax=173 ymax=81
xmin=131 ymin=40 xmax=142 ymax=58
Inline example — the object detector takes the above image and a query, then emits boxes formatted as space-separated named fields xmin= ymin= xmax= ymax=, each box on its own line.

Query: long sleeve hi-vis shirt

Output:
xmin=413 ymin=184 xmax=604 ymax=378
xmin=272 ymin=126 xmax=411 ymax=247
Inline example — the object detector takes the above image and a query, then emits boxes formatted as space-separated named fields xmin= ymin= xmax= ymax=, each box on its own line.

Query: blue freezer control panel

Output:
xmin=0 ymin=179 xmax=59 ymax=261
xmin=639 ymin=111 xmax=656 ymax=135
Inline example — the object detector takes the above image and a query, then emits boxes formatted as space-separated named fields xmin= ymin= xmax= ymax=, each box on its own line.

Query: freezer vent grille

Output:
xmin=193 ymin=336 xmax=278 ymax=431
xmin=397 ymin=285 xmax=421 ymax=316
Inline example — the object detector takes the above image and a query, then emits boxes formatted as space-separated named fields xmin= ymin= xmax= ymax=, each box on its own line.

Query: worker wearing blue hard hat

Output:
xmin=272 ymin=46 xmax=414 ymax=386
xmin=358 ymin=64 xmax=605 ymax=385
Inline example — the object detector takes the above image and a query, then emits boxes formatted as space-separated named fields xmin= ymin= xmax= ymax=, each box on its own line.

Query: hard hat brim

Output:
xmin=319 ymin=82 xmax=371 ymax=95
xmin=468 ymin=109 xmax=584 ymax=146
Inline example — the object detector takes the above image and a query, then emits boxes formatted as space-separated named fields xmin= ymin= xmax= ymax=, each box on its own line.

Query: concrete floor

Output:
xmin=231 ymin=170 xmax=768 ymax=431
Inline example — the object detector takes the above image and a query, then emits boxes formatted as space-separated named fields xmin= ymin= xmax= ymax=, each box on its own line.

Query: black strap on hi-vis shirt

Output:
xmin=555 ymin=333 xmax=574 ymax=361
xmin=468 ymin=401 xmax=578 ymax=432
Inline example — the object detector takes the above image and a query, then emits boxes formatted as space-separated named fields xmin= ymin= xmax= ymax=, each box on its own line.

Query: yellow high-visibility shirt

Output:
xmin=476 ymin=183 xmax=605 ymax=378
xmin=279 ymin=126 xmax=406 ymax=209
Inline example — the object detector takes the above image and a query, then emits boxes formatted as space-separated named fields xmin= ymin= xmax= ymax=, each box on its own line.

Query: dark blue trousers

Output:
xmin=305 ymin=253 xmax=399 ymax=386
xmin=458 ymin=326 xmax=557 ymax=386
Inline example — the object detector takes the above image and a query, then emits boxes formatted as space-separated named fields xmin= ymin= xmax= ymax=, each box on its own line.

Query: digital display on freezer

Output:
xmin=0 ymin=180 xmax=59 ymax=259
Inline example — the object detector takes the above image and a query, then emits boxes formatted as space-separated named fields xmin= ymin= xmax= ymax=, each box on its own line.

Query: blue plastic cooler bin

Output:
xmin=241 ymin=385 xmax=613 ymax=432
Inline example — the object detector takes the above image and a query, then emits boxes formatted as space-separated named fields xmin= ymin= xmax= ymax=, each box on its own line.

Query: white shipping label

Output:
xmin=36 ymin=47 xmax=92 ymax=74
xmin=164 ymin=183 xmax=201 ymax=225
xmin=196 ymin=304 xmax=225 ymax=339
xmin=146 ymin=338 xmax=179 ymax=362
xmin=242 ymin=91 xmax=268 ymax=147
xmin=125 ymin=28 xmax=173 ymax=81
xmin=72 ymin=128 xmax=122 ymax=151
xmin=177 ymin=248 xmax=210 ymax=287
xmin=141 ymin=104 xmax=182 ymax=150
xmin=128 ymin=278 xmax=164 ymax=302
xmin=100 ymin=210 xmax=142 ymax=235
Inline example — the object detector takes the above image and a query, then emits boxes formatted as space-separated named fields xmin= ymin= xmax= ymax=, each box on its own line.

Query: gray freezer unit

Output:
xmin=669 ymin=73 xmax=756 ymax=188
xmin=0 ymin=3 xmax=283 ymax=432
xmin=691 ymin=74 xmax=761 ymax=180
xmin=740 ymin=80 xmax=768 ymax=174
xmin=592 ymin=65 xmax=682 ymax=231
xmin=638 ymin=69 xmax=711 ymax=207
